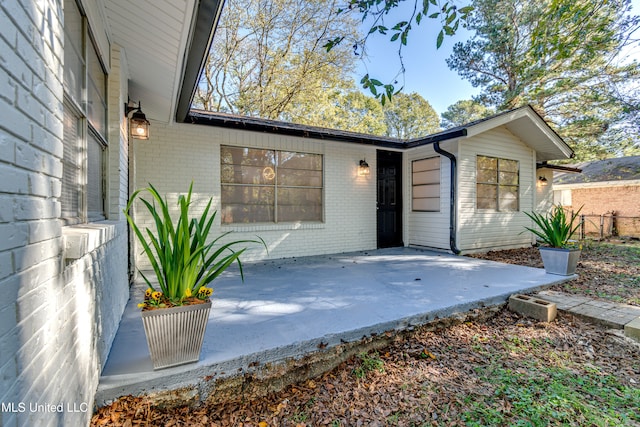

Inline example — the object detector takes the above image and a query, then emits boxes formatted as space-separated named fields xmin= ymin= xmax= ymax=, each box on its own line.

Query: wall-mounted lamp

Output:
xmin=358 ymin=159 xmax=370 ymax=176
xmin=124 ymin=99 xmax=150 ymax=140
xmin=538 ymin=176 xmax=548 ymax=185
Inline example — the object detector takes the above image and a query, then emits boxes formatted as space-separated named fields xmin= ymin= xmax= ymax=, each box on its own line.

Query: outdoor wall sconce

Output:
xmin=358 ymin=159 xmax=370 ymax=176
xmin=125 ymin=99 xmax=150 ymax=140
xmin=538 ymin=176 xmax=548 ymax=185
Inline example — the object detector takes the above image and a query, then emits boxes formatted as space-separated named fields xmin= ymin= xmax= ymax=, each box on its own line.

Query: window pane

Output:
xmin=499 ymin=170 xmax=518 ymax=185
xmin=278 ymin=152 xmax=322 ymax=170
xmin=277 ymin=152 xmax=322 ymax=186
xmin=499 ymin=186 xmax=519 ymax=211
xmin=413 ymin=170 xmax=440 ymax=185
xmin=477 ymin=156 xmax=497 ymax=171
xmin=413 ymin=184 xmax=440 ymax=198
xmin=87 ymin=130 xmax=105 ymax=220
xmin=500 ymin=159 xmax=519 ymax=173
xmin=221 ymin=185 xmax=275 ymax=223
xmin=413 ymin=198 xmax=440 ymax=211
xmin=413 ymin=157 xmax=439 ymax=173
xmin=221 ymin=147 xmax=276 ymax=184
xmin=222 ymin=146 xmax=275 ymax=167
xmin=477 ymin=168 xmax=497 ymax=183
xmin=277 ymin=188 xmax=322 ymax=222
xmin=63 ymin=0 xmax=84 ymax=105
xmin=477 ymin=184 xmax=497 ymax=210
xmin=278 ymin=169 xmax=322 ymax=187
xmin=87 ymin=43 xmax=107 ymax=138
xmin=222 ymin=164 xmax=277 ymax=185
xmin=61 ymin=102 xmax=81 ymax=219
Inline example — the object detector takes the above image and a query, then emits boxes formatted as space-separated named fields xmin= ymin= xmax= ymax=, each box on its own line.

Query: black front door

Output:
xmin=377 ymin=150 xmax=403 ymax=248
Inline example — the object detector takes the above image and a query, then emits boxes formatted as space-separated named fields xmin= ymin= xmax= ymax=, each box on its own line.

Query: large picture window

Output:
xmin=221 ymin=146 xmax=323 ymax=224
xmin=412 ymin=157 xmax=440 ymax=212
xmin=477 ymin=155 xmax=519 ymax=212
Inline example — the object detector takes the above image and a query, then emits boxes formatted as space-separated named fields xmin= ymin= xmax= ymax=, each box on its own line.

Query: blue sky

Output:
xmin=355 ymin=0 xmax=640 ymax=116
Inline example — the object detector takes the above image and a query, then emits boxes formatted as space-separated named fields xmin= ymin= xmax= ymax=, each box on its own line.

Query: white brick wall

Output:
xmin=132 ymin=120 xmax=378 ymax=268
xmin=0 ymin=2 xmax=129 ymax=426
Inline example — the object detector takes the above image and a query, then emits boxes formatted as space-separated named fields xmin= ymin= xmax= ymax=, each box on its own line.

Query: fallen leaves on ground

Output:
xmin=92 ymin=310 xmax=640 ymax=427
xmin=470 ymin=240 xmax=640 ymax=306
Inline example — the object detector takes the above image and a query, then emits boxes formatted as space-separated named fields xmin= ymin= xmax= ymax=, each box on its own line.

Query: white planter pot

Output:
xmin=141 ymin=301 xmax=211 ymax=370
xmin=539 ymin=247 xmax=581 ymax=276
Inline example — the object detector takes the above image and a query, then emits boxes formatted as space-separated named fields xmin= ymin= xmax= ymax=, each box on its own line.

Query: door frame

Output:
xmin=376 ymin=150 xmax=404 ymax=248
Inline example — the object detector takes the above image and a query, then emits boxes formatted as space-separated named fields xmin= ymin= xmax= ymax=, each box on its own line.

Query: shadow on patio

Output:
xmin=95 ymin=247 xmax=573 ymax=406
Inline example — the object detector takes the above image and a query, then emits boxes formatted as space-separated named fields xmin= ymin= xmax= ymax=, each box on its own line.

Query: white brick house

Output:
xmin=0 ymin=1 xmax=573 ymax=426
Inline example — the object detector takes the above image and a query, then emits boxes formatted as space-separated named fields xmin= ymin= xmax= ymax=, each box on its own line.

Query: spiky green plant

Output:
xmin=124 ymin=182 xmax=265 ymax=306
xmin=523 ymin=205 xmax=583 ymax=248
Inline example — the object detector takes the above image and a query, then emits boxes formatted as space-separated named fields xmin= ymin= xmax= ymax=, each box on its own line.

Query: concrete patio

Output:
xmin=95 ymin=247 xmax=574 ymax=406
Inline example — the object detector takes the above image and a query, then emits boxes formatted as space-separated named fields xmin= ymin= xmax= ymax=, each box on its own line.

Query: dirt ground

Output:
xmin=91 ymin=242 xmax=640 ymax=426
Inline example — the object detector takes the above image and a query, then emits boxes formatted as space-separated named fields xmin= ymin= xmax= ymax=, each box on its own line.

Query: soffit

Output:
xmin=103 ymin=0 xmax=196 ymax=122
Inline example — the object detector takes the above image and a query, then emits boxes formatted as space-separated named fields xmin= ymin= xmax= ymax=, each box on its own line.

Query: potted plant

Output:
xmin=523 ymin=205 xmax=583 ymax=276
xmin=124 ymin=182 xmax=265 ymax=369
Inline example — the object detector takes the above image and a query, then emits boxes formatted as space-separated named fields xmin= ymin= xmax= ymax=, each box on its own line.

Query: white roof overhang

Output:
xmin=103 ymin=0 xmax=222 ymax=123
xmin=464 ymin=106 xmax=574 ymax=161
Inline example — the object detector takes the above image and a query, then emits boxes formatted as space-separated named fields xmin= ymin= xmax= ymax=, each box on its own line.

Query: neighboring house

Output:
xmin=0 ymin=1 xmax=572 ymax=427
xmin=554 ymin=156 xmax=640 ymax=237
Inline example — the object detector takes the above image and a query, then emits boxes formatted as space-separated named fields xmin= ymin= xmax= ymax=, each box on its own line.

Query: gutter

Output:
xmin=433 ymin=141 xmax=461 ymax=255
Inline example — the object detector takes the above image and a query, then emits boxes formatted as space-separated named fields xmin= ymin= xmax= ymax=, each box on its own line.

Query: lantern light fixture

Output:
xmin=358 ymin=159 xmax=370 ymax=176
xmin=124 ymin=98 xmax=150 ymax=140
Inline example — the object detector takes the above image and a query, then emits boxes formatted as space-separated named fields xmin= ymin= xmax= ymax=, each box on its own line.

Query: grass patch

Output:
xmin=352 ymin=351 xmax=385 ymax=379
xmin=462 ymin=361 xmax=640 ymax=426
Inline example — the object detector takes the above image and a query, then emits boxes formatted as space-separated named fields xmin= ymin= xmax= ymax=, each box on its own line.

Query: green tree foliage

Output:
xmin=282 ymin=84 xmax=388 ymax=135
xmin=325 ymin=0 xmax=473 ymax=104
xmin=383 ymin=92 xmax=440 ymax=138
xmin=194 ymin=0 xmax=360 ymax=120
xmin=446 ymin=0 xmax=640 ymax=160
xmin=441 ymin=99 xmax=495 ymax=128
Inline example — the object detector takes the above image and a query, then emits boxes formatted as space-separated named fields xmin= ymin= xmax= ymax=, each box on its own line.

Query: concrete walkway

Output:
xmin=96 ymin=248 xmax=574 ymax=406
xmin=537 ymin=290 xmax=640 ymax=331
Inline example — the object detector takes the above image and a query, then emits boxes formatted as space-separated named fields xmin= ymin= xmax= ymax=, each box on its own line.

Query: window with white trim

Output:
xmin=62 ymin=0 xmax=107 ymax=223
xmin=412 ymin=157 xmax=440 ymax=212
xmin=476 ymin=155 xmax=519 ymax=212
xmin=221 ymin=146 xmax=323 ymax=224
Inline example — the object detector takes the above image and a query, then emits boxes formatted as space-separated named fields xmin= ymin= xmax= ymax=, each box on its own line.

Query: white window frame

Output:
xmin=220 ymin=146 xmax=324 ymax=224
xmin=62 ymin=0 xmax=108 ymax=224
xmin=476 ymin=155 xmax=520 ymax=212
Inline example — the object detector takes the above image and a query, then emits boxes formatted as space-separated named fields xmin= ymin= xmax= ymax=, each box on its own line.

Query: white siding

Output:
xmin=405 ymin=143 xmax=456 ymax=251
xmin=132 ymin=121 xmax=378 ymax=265
xmin=536 ymin=168 xmax=554 ymax=214
xmin=457 ymin=127 xmax=535 ymax=252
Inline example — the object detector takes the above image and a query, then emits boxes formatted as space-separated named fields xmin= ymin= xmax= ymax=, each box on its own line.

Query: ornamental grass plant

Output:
xmin=124 ymin=182 xmax=265 ymax=309
xmin=523 ymin=205 xmax=583 ymax=248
